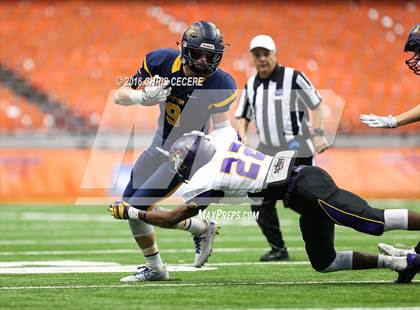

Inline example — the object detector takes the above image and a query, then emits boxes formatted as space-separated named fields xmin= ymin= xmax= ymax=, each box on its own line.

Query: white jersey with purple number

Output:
xmin=183 ymin=127 xmax=273 ymax=203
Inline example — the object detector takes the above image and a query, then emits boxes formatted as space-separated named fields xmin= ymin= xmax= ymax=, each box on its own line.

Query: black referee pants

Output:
xmin=251 ymin=143 xmax=313 ymax=250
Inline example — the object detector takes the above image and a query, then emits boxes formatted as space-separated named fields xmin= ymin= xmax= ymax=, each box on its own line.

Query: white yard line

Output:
xmin=0 ymin=261 xmax=216 ymax=274
xmin=1 ymin=280 xmax=418 ymax=290
xmin=0 ymin=247 xmax=306 ymax=256
xmin=206 ymin=261 xmax=309 ymax=266
xmin=0 ymin=260 xmax=311 ymax=275
xmin=1 ymin=234 xmax=418 ymax=245
xmin=0 ymin=261 xmax=312 ymax=275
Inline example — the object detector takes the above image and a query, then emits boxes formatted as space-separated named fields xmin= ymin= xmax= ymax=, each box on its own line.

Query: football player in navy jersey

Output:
xmin=110 ymin=127 xmax=420 ymax=283
xmin=112 ymin=21 xmax=237 ymax=282
xmin=360 ymin=24 xmax=420 ymax=128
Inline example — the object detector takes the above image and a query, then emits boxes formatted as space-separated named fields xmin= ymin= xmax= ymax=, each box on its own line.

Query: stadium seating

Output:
xmin=0 ymin=1 xmax=418 ymax=133
xmin=0 ymin=85 xmax=46 ymax=133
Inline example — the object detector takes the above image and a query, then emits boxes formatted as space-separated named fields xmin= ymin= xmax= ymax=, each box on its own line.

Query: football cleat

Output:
xmin=378 ymin=242 xmax=416 ymax=257
xmin=193 ymin=220 xmax=220 ymax=268
xmin=395 ymin=253 xmax=420 ymax=284
xmin=120 ymin=264 xmax=169 ymax=282
xmin=260 ymin=247 xmax=290 ymax=262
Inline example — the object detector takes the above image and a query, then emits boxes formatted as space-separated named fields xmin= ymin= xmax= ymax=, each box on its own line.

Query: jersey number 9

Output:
xmin=166 ymin=102 xmax=181 ymax=127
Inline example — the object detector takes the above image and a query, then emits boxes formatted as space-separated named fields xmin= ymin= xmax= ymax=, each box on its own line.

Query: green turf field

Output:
xmin=0 ymin=201 xmax=419 ymax=310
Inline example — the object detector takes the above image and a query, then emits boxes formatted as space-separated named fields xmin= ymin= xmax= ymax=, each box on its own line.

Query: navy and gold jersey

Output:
xmin=131 ymin=48 xmax=237 ymax=149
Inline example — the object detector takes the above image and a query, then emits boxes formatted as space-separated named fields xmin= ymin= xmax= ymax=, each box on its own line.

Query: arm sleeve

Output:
xmin=293 ymin=71 xmax=322 ymax=109
xmin=234 ymin=84 xmax=252 ymax=120
xmin=208 ymin=74 xmax=237 ymax=114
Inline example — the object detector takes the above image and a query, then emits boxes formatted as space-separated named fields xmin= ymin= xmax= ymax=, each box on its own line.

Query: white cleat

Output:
xmin=378 ymin=243 xmax=416 ymax=257
xmin=193 ymin=220 xmax=220 ymax=268
xmin=387 ymin=255 xmax=408 ymax=272
xmin=120 ymin=264 xmax=169 ymax=282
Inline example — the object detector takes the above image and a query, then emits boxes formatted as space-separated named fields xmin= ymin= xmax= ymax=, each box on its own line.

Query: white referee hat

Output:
xmin=249 ymin=35 xmax=276 ymax=52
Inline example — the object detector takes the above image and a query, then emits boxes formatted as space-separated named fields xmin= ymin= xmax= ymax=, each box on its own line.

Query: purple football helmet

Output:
xmin=404 ymin=24 xmax=420 ymax=75
xmin=169 ymin=132 xmax=216 ymax=181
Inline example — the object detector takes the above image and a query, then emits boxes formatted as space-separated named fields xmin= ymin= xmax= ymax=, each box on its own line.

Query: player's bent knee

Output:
xmin=128 ymin=218 xmax=154 ymax=237
xmin=306 ymin=250 xmax=337 ymax=272
xmin=312 ymin=260 xmax=332 ymax=272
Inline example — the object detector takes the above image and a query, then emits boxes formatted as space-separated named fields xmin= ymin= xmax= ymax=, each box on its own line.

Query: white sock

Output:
xmin=145 ymin=253 xmax=164 ymax=269
xmin=175 ymin=218 xmax=208 ymax=235
xmin=142 ymin=243 xmax=163 ymax=268
xmin=377 ymin=254 xmax=407 ymax=271
xmin=187 ymin=218 xmax=208 ymax=235
xmin=174 ymin=218 xmax=207 ymax=235
xmin=384 ymin=209 xmax=408 ymax=231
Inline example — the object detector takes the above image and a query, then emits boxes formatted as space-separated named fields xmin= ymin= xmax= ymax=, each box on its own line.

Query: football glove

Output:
xmin=108 ymin=201 xmax=131 ymax=220
xmin=360 ymin=114 xmax=398 ymax=128
xmin=129 ymin=75 xmax=171 ymax=105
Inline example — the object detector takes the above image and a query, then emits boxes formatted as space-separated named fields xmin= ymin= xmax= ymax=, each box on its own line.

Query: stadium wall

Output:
xmin=1 ymin=147 xmax=418 ymax=203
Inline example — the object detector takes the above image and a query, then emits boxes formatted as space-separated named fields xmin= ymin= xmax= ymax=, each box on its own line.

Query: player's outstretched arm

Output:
xmin=108 ymin=201 xmax=203 ymax=228
xmin=113 ymin=75 xmax=171 ymax=106
xmin=360 ymin=104 xmax=420 ymax=128
xmin=394 ymin=104 xmax=420 ymax=127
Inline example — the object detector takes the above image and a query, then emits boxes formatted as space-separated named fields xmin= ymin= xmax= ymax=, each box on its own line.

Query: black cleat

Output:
xmin=395 ymin=253 xmax=420 ymax=284
xmin=260 ymin=247 xmax=290 ymax=262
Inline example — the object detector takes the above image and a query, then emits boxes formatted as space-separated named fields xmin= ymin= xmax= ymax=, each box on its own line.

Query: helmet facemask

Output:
xmin=404 ymin=25 xmax=420 ymax=75
xmin=182 ymin=43 xmax=223 ymax=76
xmin=405 ymin=45 xmax=420 ymax=75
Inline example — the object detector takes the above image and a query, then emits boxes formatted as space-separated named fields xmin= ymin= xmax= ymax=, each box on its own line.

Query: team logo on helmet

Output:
xmin=170 ymin=150 xmax=184 ymax=173
xmin=185 ymin=25 xmax=199 ymax=39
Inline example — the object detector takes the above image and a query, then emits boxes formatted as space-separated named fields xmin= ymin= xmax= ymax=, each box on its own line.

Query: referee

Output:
xmin=235 ymin=35 xmax=329 ymax=261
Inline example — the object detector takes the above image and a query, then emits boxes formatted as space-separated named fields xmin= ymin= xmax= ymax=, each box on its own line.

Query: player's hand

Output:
xmin=143 ymin=75 xmax=171 ymax=103
xmin=313 ymin=136 xmax=329 ymax=153
xmin=360 ymin=114 xmax=397 ymax=128
xmin=108 ymin=201 xmax=131 ymax=220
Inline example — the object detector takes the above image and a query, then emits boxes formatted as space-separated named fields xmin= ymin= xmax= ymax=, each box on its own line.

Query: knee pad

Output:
xmin=320 ymin=251 xmax=353 ymax=273
xmin=128 ymin=219 xmax=154 ymax=237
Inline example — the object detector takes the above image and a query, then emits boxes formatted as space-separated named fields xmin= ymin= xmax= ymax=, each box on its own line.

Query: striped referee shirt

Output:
xmin=235 ymin=64 xmax=322 ymax=153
